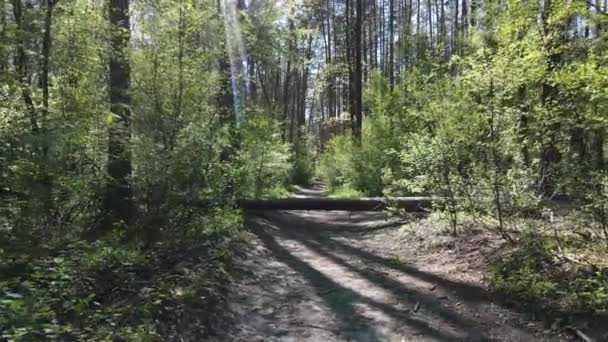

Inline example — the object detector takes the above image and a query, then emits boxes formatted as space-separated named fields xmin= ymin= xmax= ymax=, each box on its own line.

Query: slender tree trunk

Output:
xmin=324 ymin=2 xmax=335 ymax=120
xmin=595 ymin=128 xmax=605 ymax=171
xmin=352 ymin=0 xmax=363 ymax=142
xmin=283 ymin=56 xmax=291 ymax=139
xmin=283 ymin=18 xmax=294 ymax=140
xmin=380 ymin=0 xmax=385 ymax=72
xmin=105 ymin=0 xmax=134 ymax=227
xmin=517 ymin=87 xmax=530 ymax=167
xmin=406 ymin=0 xmax=413 ymax=66
xmin=439 ymin=0 xmax=445 ymax=52
xmin=41 ymin=0 xmax=55 ymax=114
xmin=594 ymin=1 xmax=605 ymax=170
xmin=0 ymin=0 xmax=6 ymax=74
xmin=363 ymin=1 xmax=369 ymax=81
xmin=389 ymin=0 xmax=395 ymax=87
xmin=11 ymin=0 xmax=38 ymax=134
xmin=248 ymin=56 xmax=256 ymax=103
xmin=435 ymin=0 xmax=441 ymax=45
xmin=470 ymin=0 xmax=477 ymax=29
xmin=538 ymin=0 xmax=567 ymax=197
xmin=273 ymin=60 xmax=281 ymax=109
xmin=256 ymin=66 xmax=272 ymax=108
xmin=416 ymin=0 xmax=421 ymax=57
xmin=454 ymin=0 xmax=459 ymax=54
xmin=37 ymin=0 xmax=56 ymax=211
xmin=173 ymin=1 xmax=185 ymax=148
xmin=488 ymin=78 xmax=513 ymax=243
xmin=346 ymin=0 xmax=353 ymax=125
xmin=461 ymin=0 xmax=468 ymax=36
xmin=427 ymin=0 xmax=433 ymax=47
xmin=296 ymin=38 xmax=313 ymax=141
xmin=374 ymin=0 xmax=379 ymax=68
xmin=216 ymin=1 xmax=233 ymax=123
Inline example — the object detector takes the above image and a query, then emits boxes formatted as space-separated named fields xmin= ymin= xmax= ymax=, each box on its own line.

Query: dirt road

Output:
xmin=219 ymin=188 xmax=589 ymax=341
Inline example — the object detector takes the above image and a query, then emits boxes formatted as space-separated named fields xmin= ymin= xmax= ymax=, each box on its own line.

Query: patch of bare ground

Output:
xmin=219 ymin=209 xmax=606 ymax=341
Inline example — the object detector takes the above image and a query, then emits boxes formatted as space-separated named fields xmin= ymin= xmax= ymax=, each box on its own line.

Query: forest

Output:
xmin=0 ymin=0 xmax=607 ymax=340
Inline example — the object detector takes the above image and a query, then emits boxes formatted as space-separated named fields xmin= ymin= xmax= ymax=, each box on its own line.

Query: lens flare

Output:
xmin=222 ymin=0 xmax=249 ymax=125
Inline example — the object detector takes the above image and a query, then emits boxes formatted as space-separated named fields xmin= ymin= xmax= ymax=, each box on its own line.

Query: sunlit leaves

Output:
xmin=239 ymin=111 xmax=292 ymax=198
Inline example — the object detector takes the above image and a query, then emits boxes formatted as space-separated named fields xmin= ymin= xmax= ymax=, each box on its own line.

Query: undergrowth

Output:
xmin=398 ymin=210 xmax=608 ymax=313
xmin=0 ymin=227 xmax=239 ymax=341
xmin=490 ymin=230 xmax=608 ymax=313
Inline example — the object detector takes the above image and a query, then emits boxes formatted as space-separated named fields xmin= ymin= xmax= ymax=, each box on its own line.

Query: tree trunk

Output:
xmin=352 ymin=0 xmax=363 ymax=142
xmin=470 ymin=0 xmax=476 ymax=29
xmin=461 ymin=0 xmax=468 ymax=36
xmin=454 ymin=0 xmax=459 ymax=54
xmin=105 ymin=0 xmax=134 ymax=227
xmin=389 ymin=0 xmax=395 ymax=87
xmin=299 ymin=37 xmax=313 ymax=140
xmin=41 ymin=0 xmax=55 ymax=114
xmin=192 ymin=197 xmax=434 ymax=212
xmin=11 ymin=0 xmax=38 ymax=134
xmin=439 ymin=0 xmax=445 ymax=52
xmin=595 ymin=128 xmax=605 ymax=171
xmin=538 ymin=0 xmax=571 ymax=197
xmin=282 ymin=42 xmax=292 ymax=139
xmin=0 ymin=0 xmax=6 ymax=74
xmin=516 ymin=87 xmax=530 ymax=167
xmin=416 ymin=0 xmax=421 ymax=56
xmin=427 ymin=0 xmax=433 ymax=47
xmin=216 ymin=1 xmax=234 ymax=121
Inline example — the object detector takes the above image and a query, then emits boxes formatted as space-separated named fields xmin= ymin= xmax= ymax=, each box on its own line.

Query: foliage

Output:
xmin=490 ymin=230 xmax=608 ymax=312
xmin=318 ymin=134 xmax=355 ymax=193
xmin=317 ymin=95 xmax=399 ymax=197
xmin=290 ymin=132 xmax=316 ymax=186
xmin=239 ymin=112 xmax=293 ymax=198
xmin=325 ymin=0 xmax=605 ymax=238
xmin=0 ymin=229 xmax=237 ymax=341
xmin=0 ymin=0 xmax=261 ymax=339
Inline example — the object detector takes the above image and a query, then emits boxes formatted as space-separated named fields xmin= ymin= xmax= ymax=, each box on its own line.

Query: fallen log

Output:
xmin=240 ymin=197 xmax=434 ymax=211
xmin=190 ymin=197 xmax=435 ymax=212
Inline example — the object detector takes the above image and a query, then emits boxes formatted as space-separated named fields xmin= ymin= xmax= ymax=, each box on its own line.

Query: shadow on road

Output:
xmin=248 ymin=210 xmax=608 ymax=341
xmin=249 ymin=213 xmax=491 ymax=341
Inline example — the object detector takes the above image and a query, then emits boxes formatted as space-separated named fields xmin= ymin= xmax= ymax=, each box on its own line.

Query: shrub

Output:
xmin=490 ymin=230 xmax=608 ymax=311
xmin=290 ymin=132 xmax=316 ymax=186
xmin=239 ymin=112 xmax=292 ymax=198
xmin=318 ymin=134 xmax=355 ymax=192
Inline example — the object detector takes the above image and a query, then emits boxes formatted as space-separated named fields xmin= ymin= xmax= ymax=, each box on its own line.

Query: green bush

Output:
xmin=290 ymin=133 xmax=316 ymax=186
xmin=0 ymin=224 xmax=238 ymax=341
xmin=318 ymin=134 xmax=355 ymax=193
xmin=239 ymin=112 xmax=292 ymax=198
xmin=490 ymin=231 xmax=608 ymax=311
xmin=317 ymin=109 xmax=397 ymax=197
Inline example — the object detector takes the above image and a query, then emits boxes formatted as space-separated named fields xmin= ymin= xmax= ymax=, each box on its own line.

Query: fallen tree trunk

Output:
xmin=190 ymin=197 xmax=435 ymax=212
xmin=240 ymin=197 xmax=434 ymax=211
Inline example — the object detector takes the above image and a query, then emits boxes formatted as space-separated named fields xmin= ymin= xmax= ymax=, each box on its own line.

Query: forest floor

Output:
xmin=218 ymin=187 xmax=606 ymax=342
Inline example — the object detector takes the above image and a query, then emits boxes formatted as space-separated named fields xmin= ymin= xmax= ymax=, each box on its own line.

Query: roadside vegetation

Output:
xmin=316 ymin=1 xmax=608 ymax=315
xmin=0 ymin=1 xmax=309 ymax=340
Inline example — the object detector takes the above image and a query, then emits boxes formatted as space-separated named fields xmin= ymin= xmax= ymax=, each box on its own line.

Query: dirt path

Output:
xmin=219 ymin=190 xmax=582 ymax=341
